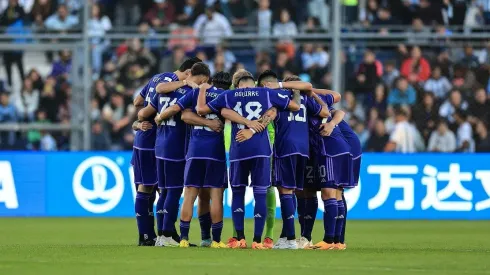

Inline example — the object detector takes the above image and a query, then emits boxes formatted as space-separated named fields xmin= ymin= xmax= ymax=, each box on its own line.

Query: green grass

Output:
xmin=0 ymin=219 xmax=489 ymax=275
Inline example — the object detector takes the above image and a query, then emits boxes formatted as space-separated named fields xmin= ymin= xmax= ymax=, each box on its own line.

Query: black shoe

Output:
xmin=138 ymin=239 xmax=156 ymax=246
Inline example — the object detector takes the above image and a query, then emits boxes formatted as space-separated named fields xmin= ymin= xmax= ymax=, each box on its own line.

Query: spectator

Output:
xmin=439 ymin=90 xmax=469 ymax=124
xmin=273 ymin=51 xmax=295 ymax=80
xmin=215 ymin=43 xmax=236 ymax=72
xmin=464 ymin=0 xmax=485 ymax=30
xmin=460 ymin=45 xmax=480 ymax=71
xmin=102 ymin=92 xmax=132 ymax=150
xmin=30 ymin=0 xmax=56 ymax=29
xmin=451 ymin=64 xmax=477 ymax=97
xmin=372 ymin=7 xmax=396 ymax=33
xmin=423 ymin=66 xmax=452 ymax=100
xmin=388 ymin=77 xmax=417 ymax=106
xmin=307 ymin=0 xmax=328 ymax=29
xmin=382 ymin=60 xmax=400 ymax=88
xmin=468 ymin=88 xmax=490 ymax=125
xmin=367 ymin=83 xmax=387 ymax=117
xmin=366 ymin=107 xmax=380 ymax=132
xmin=194 ymin=6 xmax=233 ymax=46
xmin=0 ymin=0 xmax=26 ymax=26
xmin=45 ymin=4 xmax=79 ymax=31
xmin=475 ymin=120 xmax=490 ymax=152
xmin=354 ymin=122 xmax=370 ymax=149
xmin=0 ymin=92 xmax=17 ymax=148
xmin=144 ymin=0 xmax=176 ymax=28
xmin=400 ymin=46 xmax=431 ymax=83
xmin=354 ymin=50 xmax=382 ymax=102
xmin=273 ymin=9 xmax=297 ymax=59
xmin=139 ymin=22 xmax=160 ymax=52
xmin=301 ymin=43 xmax=328 ymax=84
xmin=196 ymin=50 xmax=215 ymax=76
xmin=57 ymin=0 xmax=82 ymax=15
xmin=176 ymin=0 xmax=205 ymax=26
xmin=342 ymin=91 xmax=366 ymax=122
xmin=248 ymin=0 xmax=272 ymax=35
xmin=117 ymin=38 xmax=156 ymax=78
xmin=91 ymin=120 xmax=111 ymax=150
xmin=114 ymin=0 xmax=140 ymax=27
xmin=359 ymin=0 xmax=378 ymax=25
xmin=221 ymin=0 xmax=248 ymax=26
xmin=160 ymin=46 xmax=186 ymax=73
xmin=1 ymin=0 xmax=27 ymax=87
xmin=366 ymin=119 xmax=390 ymax=152
xmin=434 ymin=48 xmax=453 ymax=79
xmin=427 ymin=120 xmax=457 ymax=152
xmin=93 ymin=79 xmax=112 ymax=111
xmin=413 ymin=92 xmax=439 ymax=143
xmin=407 ymin=18 xmax=430 ymax=45
xmin=384 ymin=107 xmax=425 ymax=153
xmin=15 ymin=78 xmax=39 ymax=122
xmin=50 ymin=50 xmax=72 ymax=78
xmin=453 ymin=110 xmax=475 ymax=152
xmin=27 ymin=69 xmax=44 ymax=91
xmin=39 ymin=76 xmax=59 ymax=122
xmin=40 ymin=130 xmax=57 ymax=151
xmin=415 ymin=0 xmax=444 ymax=25
xmin=88 ymin=3 xmax=112 ymax=77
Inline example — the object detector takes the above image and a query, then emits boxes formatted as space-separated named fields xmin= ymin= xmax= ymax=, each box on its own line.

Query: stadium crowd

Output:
xmin=0 ymin=0 xmax=489 ymax=152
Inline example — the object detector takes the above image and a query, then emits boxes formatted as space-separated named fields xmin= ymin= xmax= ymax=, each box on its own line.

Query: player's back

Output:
xmin=273 ymin=89 xmax=310 ymax=158
xmin=134 ymin=72 xmax=178 ymax=150
xmin=179 ymin=86 xmax=226 ymax=161
xmin=151 ymin=85 xmax=192 ymax=161
xmin=308 ymin=104 xmax=349 ymax=157
xmin=227 ymin=87 xmax=282 ymax=161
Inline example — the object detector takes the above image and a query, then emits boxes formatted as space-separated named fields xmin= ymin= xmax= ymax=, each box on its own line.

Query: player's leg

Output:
xmin=148 ymin=188 xmax=157 ymax=240
xmin=264 ymin=156 xmax=276 ymax=247
xmin=298 ymin=159 xmax=318 ymax=248
xmin=206 ymin=160 xmax=228 ymax=248
xmin=179 ymin=186 xmax=199 ymax=247
xmin=228 ymin=160 xmax=249 ymax=248
xmin=334 ymin=188 xmax=346 ymax=250
xmin=161 ymin=160 xmax=185 ymax=247
xmin=250 ymin=157 xmax=271 ymax=249
xmin=340 ymin=190 xmax=347 ymax=246
xmin=197 ymin=189 xmax=212 ymax=247
xmin=155 ymin=158 xmax=167 ymax=246
xmin=132 ymin=149 xmax=157 ymax=246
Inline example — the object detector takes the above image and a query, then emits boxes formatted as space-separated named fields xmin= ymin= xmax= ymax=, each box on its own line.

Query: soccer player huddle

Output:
xmin=132 ymin=56 xmax=361 ymax=250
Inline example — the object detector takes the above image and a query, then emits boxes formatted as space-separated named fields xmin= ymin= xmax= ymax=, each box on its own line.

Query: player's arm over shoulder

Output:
xmin=269 ymin=88 xmax=300 ymax=111
xmin=313 ymin=88 xmax=341 ymax=103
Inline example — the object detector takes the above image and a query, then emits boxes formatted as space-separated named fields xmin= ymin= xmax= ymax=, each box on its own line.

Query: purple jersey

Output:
xmin=134 ymin=73 xmax=179 ymax=150
xmin=273 ymin=90 xmax=322 ymax=158
xmin=177 ymin=86 xmax=226 ymax=162
xmin=326 ymin=97 xmax=362 ymax=158
xmin=150 ymin=85 xmax=192 ymax=161
xmin=207 ymin=87 xmax=291 ymax=161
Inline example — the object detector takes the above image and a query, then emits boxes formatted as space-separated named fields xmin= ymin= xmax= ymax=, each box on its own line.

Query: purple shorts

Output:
xmin=274 ymin=155 xmax=307 ymax=190
xmin=230 ymin=157 xmax=271 ymax=188
xmin=346 ymin=154 xmax=361 ymax=188
xmin=131 ymin=148 xmax=157 ymax=186
xmin=184 ymin=159 xmax=228 ymax=188
xmin=303 ymin=153 xmax=317 ymax=190
xmin=316 ymin=153 xmax=351 ymax=189
xmin=156 ymin=158 xmax=185 ymax=189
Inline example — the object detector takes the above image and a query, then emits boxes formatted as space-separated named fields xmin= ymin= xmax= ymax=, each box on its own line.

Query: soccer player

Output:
xmin=196 ymin=70 xmax=310 ymax=249
xmin=154 ymin=72 xmax=232 ymax=248
xmin=316 ymin=89 xmax=361 ymax=250
xmin=131 ymin=57 xmax=201 ymax=246
xmin=304 ymin=92 xmax=350 ymax=250
xmin=138 ymin=62 xmax=210 ymax=247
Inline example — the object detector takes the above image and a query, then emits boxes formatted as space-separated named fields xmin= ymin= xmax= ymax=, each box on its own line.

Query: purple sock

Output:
xmin=253 ymin=187 xmax=267 ymax=243
xmin=323 ymin=198 xmax=338 ymax=243
xmin=340 ymin=192 xmax=347 ymax=243
xmin=303 ymin=197 xmax=318 ymax=241
xmin=135 ymin=191 xmax=151 ymax=239
xmin=212 ymin=221 xmax=223 ymax=242
xmin=198 ymin=212 xmax=212 ymax=240
xmin=280 ymin=194 xmax=296 ymax=240
xmin=296 ymin=197 xmax=306 ymax=236
xmin=162 ymin=188 xmax=183 ymax=237
xmin=156 ymin=188 xmax=167 ymax=236
xmin=180 ymin=220 xmax=191 ymax=240
xmin=334 ymin=200 xmax=346 ymax=243
xmin=148 ymin=190 xmax=156 ymax=239
xmin=231 ymin=187 xmax=245 ymax=238
xmin=279 ymin=203 xmax=286 ymax=238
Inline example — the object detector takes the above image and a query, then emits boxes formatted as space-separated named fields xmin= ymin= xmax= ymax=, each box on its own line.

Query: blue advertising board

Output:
xmin=0 ymin=152 xmax=489 ymax=219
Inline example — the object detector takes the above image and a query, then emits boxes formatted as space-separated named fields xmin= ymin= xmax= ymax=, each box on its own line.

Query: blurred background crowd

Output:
xmin=0 ymin=0 xmax=489 ymax=153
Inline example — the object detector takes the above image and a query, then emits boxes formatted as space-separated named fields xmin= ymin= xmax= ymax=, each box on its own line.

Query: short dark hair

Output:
xmin=257 ymin=70 xmax=278 ymax=86
xmin=190 ymin=62 xmax=211 ymax=77
xmin=178 ymin=57 xmax=202 ymax=72
xmin=283 ymin=75 xmax=301 ymax=82
xmin=454 ymin=108 xmax=467 ymax=120
xmin=212 ymin=71 xmax=232 ymax=90
xmin=393 ymin=106 xmax=407 ymax=117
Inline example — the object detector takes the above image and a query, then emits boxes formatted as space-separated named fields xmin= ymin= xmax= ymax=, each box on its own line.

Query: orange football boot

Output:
xmin=263 ymin=237 xmax=274 ymax=249
xmin=311 ymin=241 xmax=335 ymax=250
xmin=252 ymin=242 xmax=267 ymax=250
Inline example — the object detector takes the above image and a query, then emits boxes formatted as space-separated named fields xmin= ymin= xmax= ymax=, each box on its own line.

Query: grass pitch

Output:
xmin=0 ymin=219 xmax=489 ymax=275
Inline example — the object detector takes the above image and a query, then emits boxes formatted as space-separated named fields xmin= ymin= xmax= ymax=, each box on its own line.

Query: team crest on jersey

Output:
xmin=176 ymin=88 xmax=187 ymax=94
xmin=152 ymin=77 xmax=161 ymax=83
